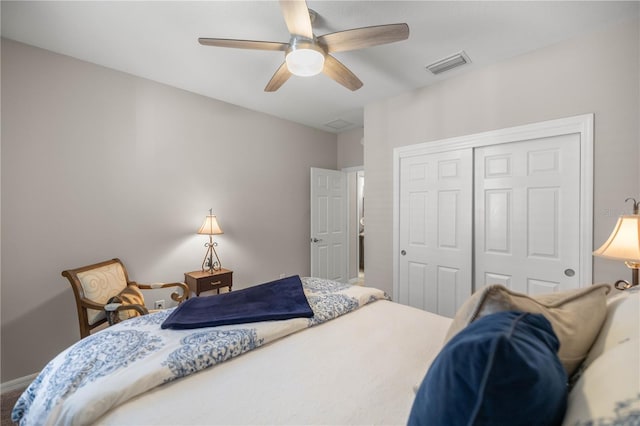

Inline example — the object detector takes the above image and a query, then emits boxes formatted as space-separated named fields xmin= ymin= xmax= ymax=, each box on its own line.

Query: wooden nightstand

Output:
xmin=184 ymin=268 xmax=233 ymax=296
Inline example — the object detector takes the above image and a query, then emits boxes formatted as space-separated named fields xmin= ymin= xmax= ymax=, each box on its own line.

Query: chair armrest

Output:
xmin=137 ymin=282 xmax=189 ymax=303
xmin=104 ymin=303 xmax=121 ymax=312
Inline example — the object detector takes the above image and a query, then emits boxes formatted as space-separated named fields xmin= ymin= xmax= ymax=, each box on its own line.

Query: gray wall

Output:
xmin=337 ymin=128 xmax=364 ymax=169
xmin=364 ymin=17 xmax=640 ymax=297
xmin=1 ymin=39 xmax=337 ymax=382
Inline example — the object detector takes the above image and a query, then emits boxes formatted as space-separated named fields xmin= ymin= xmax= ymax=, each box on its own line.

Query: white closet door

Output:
xmin=398 ymin=149 xmax=472 ymax=316
xmin=474 ymin=134 xmax=581 ymax=294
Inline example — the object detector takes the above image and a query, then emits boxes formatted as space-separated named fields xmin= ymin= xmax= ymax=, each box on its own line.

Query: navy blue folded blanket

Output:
xmin=161 ymin=275 xmax=313 ymax=329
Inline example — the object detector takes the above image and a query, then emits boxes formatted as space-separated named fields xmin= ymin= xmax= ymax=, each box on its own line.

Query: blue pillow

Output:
xmin=408 ymin=311 xmax=567 ymax=426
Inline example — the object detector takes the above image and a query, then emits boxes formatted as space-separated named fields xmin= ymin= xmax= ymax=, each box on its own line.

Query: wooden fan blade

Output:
xmin=318 ymin=23 xmax=409 ymax=53
xmin=265 ymin=62 xmax=292 ymax=92
xmin=199 ymin=38 xmax=288 ymax=52
xmin=279 ymin=0 xmax=313 ymax=39
xmin=323 ymin=55 xmax=363 ymax=91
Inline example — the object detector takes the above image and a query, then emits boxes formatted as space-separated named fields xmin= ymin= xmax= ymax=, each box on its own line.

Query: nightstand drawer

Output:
xmin=184 ymin=268 xmax=233 ymax=296
xmin=197 ymin=272 xmax=231 ymax=293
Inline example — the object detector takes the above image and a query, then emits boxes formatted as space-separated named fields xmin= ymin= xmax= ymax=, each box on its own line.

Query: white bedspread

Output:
xmin=13 ymin=278 xmax=388 ymax=426
xmin=95 ymin=299 xmax=452 ymax=425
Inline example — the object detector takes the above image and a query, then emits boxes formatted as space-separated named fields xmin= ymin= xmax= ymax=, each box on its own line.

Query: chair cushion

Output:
xmin=105 ymin=284 xmax=146 ymax=325
xmin=77 ymin=262 xmax=128 ymax=325
xmin=409 ymin=311 xmax=567 ymax=426
xmin=444 ymin=284 xmax=610 ymax=375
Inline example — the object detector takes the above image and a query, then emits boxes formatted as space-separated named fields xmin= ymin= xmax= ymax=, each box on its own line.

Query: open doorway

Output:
xmin=356 ymin=170 xmax=365 ymax=285
xmin=344 ymin=168 xmax=365 ymax=285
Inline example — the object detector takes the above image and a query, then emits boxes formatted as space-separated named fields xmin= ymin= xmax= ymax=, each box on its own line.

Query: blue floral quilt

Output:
xmin=12 ymin=278 xmax=388 ymax=425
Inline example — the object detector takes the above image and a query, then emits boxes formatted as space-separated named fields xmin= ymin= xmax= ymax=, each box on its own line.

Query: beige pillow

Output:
xmin=445 ymin=284 xmax=611 ymax=375
xmin=105 ymin=284 xmax=147 ymax=325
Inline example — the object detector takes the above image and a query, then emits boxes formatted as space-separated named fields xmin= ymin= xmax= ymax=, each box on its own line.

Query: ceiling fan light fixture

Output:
xmin=198 ymin=1 xmax=408 ymax=91
xmin=286 ymin=47 xmax=325 ymax=77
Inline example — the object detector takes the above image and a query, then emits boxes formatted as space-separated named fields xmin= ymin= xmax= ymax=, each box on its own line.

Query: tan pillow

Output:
xmin=105 ymin=284 xmax=147 ymax=325
xmin=445 ymin=284 xmax=611 ymax=375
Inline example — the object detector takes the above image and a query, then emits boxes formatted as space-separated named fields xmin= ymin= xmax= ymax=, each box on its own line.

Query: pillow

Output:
xmin=105 ymin=284 xmax=147 ymax=325
xmin=408 ymin=311 xmax=567 ymax=426
xmin=562 ymin=337 xmax=639 ymax=425
xmin=581 ymin=287 xmax=639 ymax=368
xmin=444 ymin=284 xmax=611 ymax=375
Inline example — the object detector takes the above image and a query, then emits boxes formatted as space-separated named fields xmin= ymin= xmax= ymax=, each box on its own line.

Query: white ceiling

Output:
xmin=2 ymin=1 xmax=638 ymax=133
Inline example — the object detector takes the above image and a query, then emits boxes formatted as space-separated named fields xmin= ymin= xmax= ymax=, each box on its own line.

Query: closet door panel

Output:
xmin=475 ymin=134 xmax=580 ymax=294
xmin=484 ymin=189 xmax=512 ymax=254
xmin=528 ymin=187 xmax=559 ymax=258
xmin=398 ymin=150 xmax=472 ymax=315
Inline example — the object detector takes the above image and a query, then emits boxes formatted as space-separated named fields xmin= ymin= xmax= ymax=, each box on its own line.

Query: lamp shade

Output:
xmin=197 ymin=215 xmax=223 ymax=235
xmin=593 ymin=215 xmax=640 ymax=262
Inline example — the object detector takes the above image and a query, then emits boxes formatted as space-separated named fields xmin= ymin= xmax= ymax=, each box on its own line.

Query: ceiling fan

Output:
xmin=198 ymin=0 xmax=409 ymax=92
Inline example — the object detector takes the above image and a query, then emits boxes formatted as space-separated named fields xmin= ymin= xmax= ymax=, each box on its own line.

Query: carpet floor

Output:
xmin=1 ymin=389 xmax=24 ymax=426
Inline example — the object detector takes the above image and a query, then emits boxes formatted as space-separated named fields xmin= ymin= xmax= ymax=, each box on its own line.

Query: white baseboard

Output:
xmin=1 ymin=372 xmax=38 ymax=393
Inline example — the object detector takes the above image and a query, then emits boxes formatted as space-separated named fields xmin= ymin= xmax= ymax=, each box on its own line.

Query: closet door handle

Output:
xmin=401 ymin=250 xmax=406 ymax=256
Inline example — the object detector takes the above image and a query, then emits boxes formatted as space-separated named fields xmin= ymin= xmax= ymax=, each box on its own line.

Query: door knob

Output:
xmin=401 ymin=250 xmax=406 ymax=256
xmin=311 ymin=238 xmax=323 ymax=243
xmin=564 ymin=268 xmax=575 ymax=277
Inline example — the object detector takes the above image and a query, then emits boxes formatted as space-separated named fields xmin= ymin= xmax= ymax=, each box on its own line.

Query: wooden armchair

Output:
xmin=62 ymin=258 xmax=188 ymax=338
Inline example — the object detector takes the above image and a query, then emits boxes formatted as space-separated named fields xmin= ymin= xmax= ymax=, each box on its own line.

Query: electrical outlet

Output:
xmin=154 ymin=300 xmax=165 ymax=309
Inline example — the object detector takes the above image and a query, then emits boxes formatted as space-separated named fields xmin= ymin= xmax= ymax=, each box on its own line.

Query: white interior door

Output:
xmin=475 ymin=134 xmax=581 ymax=294
xmin=310 ymin=167 xmax=348 ymax=282
xmin=398 ymin=149 xmax=473 ymax=316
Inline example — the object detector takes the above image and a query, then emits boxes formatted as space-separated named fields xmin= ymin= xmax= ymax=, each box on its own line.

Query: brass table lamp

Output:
xmin=593 ymin=198 xmax=640 ymax=290
xmin=198 ymin=209 xmax=223 ymax=273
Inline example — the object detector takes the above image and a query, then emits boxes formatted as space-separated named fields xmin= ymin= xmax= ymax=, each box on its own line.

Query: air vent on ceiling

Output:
xmin=426 ymin=51 xmax=471 ymax=75
xmin=324 ymin=119 xmax=354 ymax=130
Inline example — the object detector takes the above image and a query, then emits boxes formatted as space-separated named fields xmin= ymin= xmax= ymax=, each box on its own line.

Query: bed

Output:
xmin=12 ymin=277 xmax=640 ymax=425
xmin=13 ymin=277 xmax=451 ymax=425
